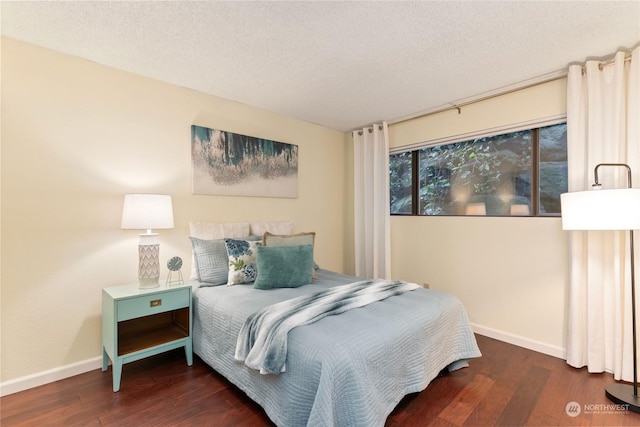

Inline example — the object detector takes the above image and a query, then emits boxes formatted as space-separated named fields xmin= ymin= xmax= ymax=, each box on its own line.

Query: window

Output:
xmin=389 ymin=122 xmax=567 ymax=216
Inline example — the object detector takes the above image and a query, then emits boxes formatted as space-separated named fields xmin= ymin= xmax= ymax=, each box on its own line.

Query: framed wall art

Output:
xmin=191 ymin=125 xmax=298 ymax=198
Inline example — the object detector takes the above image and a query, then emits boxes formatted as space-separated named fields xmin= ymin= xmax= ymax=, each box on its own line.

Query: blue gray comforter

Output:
xmin=235 ymin=279 xmax=420 ymax=375
xmin=193 ymin=269 xmax=481 ymax=427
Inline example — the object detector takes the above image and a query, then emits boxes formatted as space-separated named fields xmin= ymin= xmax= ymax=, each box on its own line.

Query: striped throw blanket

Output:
xmin=235 ymin=279 xmax=420 ymax=375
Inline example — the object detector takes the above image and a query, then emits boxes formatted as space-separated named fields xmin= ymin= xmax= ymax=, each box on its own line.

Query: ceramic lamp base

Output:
xmin=138 ymin=234 xmax=160 ymax=289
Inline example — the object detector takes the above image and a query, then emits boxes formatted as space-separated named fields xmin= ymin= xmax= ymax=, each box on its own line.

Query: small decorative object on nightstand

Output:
xmin=166 ymin=256 xmax=184 ymax=286
xmin=102 ymin=282 xmax=193 ymax=392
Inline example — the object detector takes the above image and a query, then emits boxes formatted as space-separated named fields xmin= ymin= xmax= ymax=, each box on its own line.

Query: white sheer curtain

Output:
xmin=353 ymin=123 xmax=391 ymax=279
xmin=566 ymin=45 xmax=640 ymax=381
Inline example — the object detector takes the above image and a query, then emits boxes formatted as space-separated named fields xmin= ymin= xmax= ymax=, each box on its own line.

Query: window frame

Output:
xmin=389 ymin=115 xmax=566 ymax=217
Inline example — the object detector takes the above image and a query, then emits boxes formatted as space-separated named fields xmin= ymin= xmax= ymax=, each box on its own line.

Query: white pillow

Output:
xmin=189 ymin=222 xmax=250 ymax=280
xmin=250 ymin=221 xmax=294 ymax=237
xmin=189 ymin=222 xmax=250 ymax=240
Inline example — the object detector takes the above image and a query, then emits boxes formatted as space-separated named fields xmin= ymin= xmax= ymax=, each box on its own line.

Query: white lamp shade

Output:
xmin=560 ymin=188 xmax=640 ymax=230
xmin=121 ymin=194 xmax=174 ymax=230
xmin=510 ymin=204 xmax=530 ymax=215
xmin=465 ymin=202 xmax=487 ymax=215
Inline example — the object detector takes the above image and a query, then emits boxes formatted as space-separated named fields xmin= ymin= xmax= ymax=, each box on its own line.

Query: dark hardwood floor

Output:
xmin=2 ymin=334 xmax=639 ymax=426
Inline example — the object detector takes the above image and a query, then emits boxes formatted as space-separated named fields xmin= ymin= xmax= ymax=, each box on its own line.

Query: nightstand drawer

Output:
xmin=117 ymin=289 xmax=190 ymax=321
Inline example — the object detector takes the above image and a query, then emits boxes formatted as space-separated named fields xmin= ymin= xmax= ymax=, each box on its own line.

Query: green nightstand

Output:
xmin=102 ymin=283 xmax=193 ymax=392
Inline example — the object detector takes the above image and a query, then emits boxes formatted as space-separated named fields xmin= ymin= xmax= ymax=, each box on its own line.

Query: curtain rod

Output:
xmin=387 ymin=51 xmax=633 ymax=127
xmin=387 ymin=69 xmax=567 ymax=126
xmin=594 ymin=53 xmax=631 ymax=71
xmin=356 ymin=124 xmax=384 ymax=136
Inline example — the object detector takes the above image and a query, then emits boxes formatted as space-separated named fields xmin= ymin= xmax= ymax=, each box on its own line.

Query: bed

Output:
xmin=189 ymin=221 xmax=481 ymax=427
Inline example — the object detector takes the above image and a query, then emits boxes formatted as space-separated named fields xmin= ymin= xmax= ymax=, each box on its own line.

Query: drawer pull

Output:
xmin=150 ymin=299 xmax=162 ymax=307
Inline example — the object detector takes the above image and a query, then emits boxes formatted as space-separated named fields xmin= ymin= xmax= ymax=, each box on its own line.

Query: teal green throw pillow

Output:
xmin=254 ymin=244 xmax=314 ymax=290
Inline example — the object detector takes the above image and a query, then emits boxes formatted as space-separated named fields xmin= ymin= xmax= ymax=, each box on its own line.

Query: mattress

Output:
xmin=192 ymin=269 xmax=481 ymax=427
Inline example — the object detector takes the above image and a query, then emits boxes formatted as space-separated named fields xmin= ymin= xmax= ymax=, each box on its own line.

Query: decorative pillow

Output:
xmin=189 ymin=237 xmax=229 ymax=286
xmin=250 ymin=221 xmax=294 ymax=237
xmin=262 ymin=231 xmax=315 ymax=247
xmin=254 ymin=245 xmax=314 ymax=290
xmin=263 ymin=232 xmax=318 ymax=279
xmin=224 ymin=238 xmax=262 ymax=285
xmin=188 ymin=222 xmax=250 ymax=280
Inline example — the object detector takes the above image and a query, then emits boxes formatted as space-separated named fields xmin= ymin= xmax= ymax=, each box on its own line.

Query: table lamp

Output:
xmin=121 ymin=194 xmax=174 ymax=288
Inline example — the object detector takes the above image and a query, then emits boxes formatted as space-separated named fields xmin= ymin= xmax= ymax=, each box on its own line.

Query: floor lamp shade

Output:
xmin=561 ymin=189 xmax=640 ymax=231
xmin=121 ymin=194 xmax=174 ymax=288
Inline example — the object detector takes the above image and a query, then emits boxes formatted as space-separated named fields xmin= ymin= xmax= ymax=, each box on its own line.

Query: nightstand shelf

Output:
xmin=102 ymin=283 xmax=193 ymax=392
xmin=117 ymin=308 xmax=189 ymax=355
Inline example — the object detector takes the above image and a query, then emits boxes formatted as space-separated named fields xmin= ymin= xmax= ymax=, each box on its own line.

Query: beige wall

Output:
xmin=0 ymin=38 xmax=348 ymax=385
xmin=388 ymin=79 xmax=570 ymax=357
xmin=1 ymin=37 xmax=571 ymax=392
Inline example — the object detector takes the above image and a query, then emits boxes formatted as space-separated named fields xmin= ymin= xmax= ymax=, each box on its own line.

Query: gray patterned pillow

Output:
xmin=189 ymin=237 xmax=229 ymax=286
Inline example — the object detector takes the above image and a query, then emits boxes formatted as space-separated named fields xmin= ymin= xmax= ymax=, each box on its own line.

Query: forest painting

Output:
xmin=191 ymin=125 xmax=298 ymax=198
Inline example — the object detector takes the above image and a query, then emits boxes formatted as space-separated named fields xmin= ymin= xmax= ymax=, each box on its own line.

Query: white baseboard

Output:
xmin=0 ymin=356 xmax=103 ymax=397
xmin=1 ymin=326 xmax=567 ymax=397
xmin=472 ymin=323 xmax=567 ymax=360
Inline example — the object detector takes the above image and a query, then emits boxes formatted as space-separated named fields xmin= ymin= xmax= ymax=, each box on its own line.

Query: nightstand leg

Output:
xmin=185 ymin=341 xmax=193 ymax=366
xmin=102 ymin=347 xmax=111 ymax=372
xmin=112 ymin=360 xmax=123 ymax=392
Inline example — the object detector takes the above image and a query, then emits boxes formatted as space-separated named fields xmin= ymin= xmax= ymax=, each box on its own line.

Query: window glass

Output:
xmin=539 ymin=123 xmax=568 ymax=214
xmin=389 ymin=152 xmax=413 ymax=214
xmin=418 ymin=130 xmax=532 ymax=215
xmin=389 ymin=122 xmax=566 ymax=217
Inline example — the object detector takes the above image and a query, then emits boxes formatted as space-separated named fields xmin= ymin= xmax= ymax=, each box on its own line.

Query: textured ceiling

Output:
xmin=2 ymin=1 xmax=639 ymax=131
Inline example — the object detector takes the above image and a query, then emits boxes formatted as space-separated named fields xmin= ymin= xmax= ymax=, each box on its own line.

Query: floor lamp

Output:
xmin=561 ymin=163 xmax=640 ymax=413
